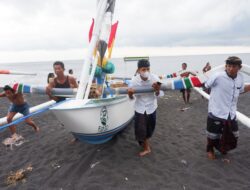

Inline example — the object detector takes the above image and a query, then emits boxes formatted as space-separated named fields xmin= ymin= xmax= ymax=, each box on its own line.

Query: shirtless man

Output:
xmin=179 ymin=63 xmax=196 ymax=104
xmin=0 ymin=85 xmax=39 ymax=135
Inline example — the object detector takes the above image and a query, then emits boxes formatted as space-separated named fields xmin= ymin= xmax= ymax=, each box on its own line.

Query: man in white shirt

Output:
xmin=204 ymin=56 xmax=250 ymax=160
xmin=127 ymin=59 xmax=161 ymax=157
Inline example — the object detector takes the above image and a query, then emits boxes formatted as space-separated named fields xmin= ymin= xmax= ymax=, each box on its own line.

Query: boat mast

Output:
xmin=76 ymin=0 xmax=108 ymax=99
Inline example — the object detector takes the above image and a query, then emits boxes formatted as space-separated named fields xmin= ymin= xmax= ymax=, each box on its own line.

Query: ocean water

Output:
xmin=0 ymin=53 xmax=250 ymax=86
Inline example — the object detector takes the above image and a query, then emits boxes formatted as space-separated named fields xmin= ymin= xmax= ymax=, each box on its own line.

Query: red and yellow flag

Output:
xmin=107 ymin=21 xmax=118 ymax=59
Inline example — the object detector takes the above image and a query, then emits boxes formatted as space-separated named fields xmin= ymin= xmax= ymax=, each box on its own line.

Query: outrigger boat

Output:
xmin=46 ymin=0 xmax=135 ymax=144
xmin=0 ymin=0 xmax=135 ymax=144
xmin=1 ymin=0 xmax=250 ymax=144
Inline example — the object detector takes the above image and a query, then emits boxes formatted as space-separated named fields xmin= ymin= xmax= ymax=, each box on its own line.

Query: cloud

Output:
xmin=0 ymin=0 xmax=250 ymax=54
xmin=115 ymin=0 xmax=250 ymax=46
xmin=0 ymin=1 xmax=95 ymax=51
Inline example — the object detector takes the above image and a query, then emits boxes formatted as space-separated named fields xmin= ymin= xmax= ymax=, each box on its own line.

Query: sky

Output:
xmin=0 ymin=0 xmax=250 ymax=63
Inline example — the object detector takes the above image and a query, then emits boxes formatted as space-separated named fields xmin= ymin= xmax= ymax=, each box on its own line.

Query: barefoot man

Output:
xmin=0 ymin=85 xmax=39 ymax=136
xmin=128 ymin=59 xmax=161 ymax=157
xmin=179 ymin=62 xmax=196 ymax=104
xmin=204 ymin=56 xmax=250 ymax=160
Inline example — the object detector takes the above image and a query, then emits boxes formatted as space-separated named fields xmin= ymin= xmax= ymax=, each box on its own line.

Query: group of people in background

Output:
xmin=1 ymin=56 xmax=250 ymax=160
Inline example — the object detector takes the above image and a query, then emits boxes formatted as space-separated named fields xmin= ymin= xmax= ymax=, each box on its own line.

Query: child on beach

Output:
xmin=0 ymin=85 xmax=39 ymax=136
xmin=204 ymin=56 xmax=250 ymax=160
xmin=127 ymin=59 xmax=161 ymax=157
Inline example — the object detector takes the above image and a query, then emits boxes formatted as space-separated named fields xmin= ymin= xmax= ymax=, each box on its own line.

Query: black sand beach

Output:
xmin=1 ymin=91 xmax=250 ymax=190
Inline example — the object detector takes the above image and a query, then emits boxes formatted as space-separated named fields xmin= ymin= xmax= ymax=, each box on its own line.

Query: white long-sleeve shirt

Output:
xmin=130 ymin=73 xmax=160 ymax=114
xmin=205 ymin=71 xmax=244 ymax=120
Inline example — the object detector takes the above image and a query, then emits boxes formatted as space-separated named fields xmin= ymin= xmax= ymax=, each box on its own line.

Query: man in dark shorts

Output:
xmin=46 ymin=61 xmax=78 ymax=102
xmin=128 ymin=59 xmax=161 ymax=156
xmin=0 ymin=85 xmax=39 ymax=136
xmin=204 ymin=56 xmax=250 ymax=160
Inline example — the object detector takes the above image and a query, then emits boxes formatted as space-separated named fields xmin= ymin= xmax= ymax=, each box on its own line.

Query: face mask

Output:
xmin=140 ymin=71 xmax=149 ymax=78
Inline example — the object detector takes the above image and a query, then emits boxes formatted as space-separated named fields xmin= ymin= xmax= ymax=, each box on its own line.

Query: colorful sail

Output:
xmin=88 ymin=18 xmax=95 ymax=42
xmin=107 ymin=21 xmax=118 ymax=58
xmin=89 ymin=19 xmax=118 ymax=60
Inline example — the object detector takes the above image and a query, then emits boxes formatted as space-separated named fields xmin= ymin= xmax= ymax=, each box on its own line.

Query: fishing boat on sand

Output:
xmin=1 ymin=0 xmax=250 ymax=145
xmin=0 ymin=0 xmax=135 ymax=144
xmin=50 ymin=0 xmax=135 ymax=144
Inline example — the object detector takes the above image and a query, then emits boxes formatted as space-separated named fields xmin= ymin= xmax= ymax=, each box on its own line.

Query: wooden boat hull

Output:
xmin=51 ymin=95 xmax=134 ymax=144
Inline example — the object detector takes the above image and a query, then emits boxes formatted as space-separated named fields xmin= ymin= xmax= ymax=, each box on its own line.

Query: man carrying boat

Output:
xmin=127 ymin=59 xmax=161 ymax=157
xmin=204 ymin=56 xmax=250 ymax=160
xmin=0 ymin=85 xmax=39 ymax=136
xmin=46 ymin=61 xmax=78 ymax=102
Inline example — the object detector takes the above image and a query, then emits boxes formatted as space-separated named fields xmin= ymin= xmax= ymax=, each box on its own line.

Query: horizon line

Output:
xmin=0 ymin=46 xmax=250 ymax=64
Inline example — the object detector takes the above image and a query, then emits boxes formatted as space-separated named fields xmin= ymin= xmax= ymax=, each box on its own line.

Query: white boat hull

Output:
xmin=51 ymin=95 xmax=134 ymax=144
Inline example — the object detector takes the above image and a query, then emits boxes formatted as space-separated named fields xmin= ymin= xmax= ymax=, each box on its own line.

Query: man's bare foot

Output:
xmin=34 ymin=126 xmax=40 ymax=132
xmin=70 ymin=138 xmax=79 ymax=144
xmin=139 ymin=145 xmax=151 ymax=157
xmin=222 ymin=158 xmax=230 ymax=164
xmin=207 ymin=151 xmax=215 ymax=160
xmin=139 ymin=149 xmax=151 ymax=157
xmin=11 ymin=133 xmax=18 ymax=138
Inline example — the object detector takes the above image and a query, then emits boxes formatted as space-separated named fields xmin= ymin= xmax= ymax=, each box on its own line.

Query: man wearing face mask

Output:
xmin=127 ymin=59 xmax=162 ymax=157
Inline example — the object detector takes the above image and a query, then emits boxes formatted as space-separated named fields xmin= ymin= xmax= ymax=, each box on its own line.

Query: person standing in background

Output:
xmin=68 ymin=69 xmax=77 ymax=82
xmin=179 ymin=63 xmax=196 ymax=104
xmin=47 ymin=73 xmax=55 ymax=84
xmin=203 ymin=62 xmax=212 ymax=73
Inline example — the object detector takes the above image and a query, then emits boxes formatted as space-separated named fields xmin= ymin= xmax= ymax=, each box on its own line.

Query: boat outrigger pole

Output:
xmin=0 ymin=70 xmax=37 ymax=76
